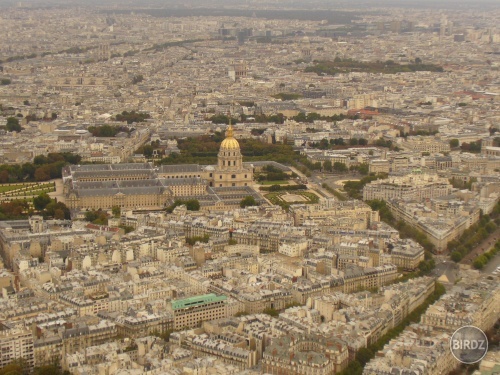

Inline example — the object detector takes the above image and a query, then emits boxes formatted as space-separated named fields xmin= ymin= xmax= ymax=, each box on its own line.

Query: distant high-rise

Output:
xmin=301 ymin=36 xmax=312 ymax=61
xmin=391 ymin=21 xmax=401 ymax=33
xmin=95 ymin=44 xmax=110 ymax=61
xmin=228 ymin=61 xmax=248 ymax=81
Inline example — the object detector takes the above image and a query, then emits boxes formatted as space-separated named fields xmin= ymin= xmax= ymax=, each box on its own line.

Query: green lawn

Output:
xmin=9 ymin=188 xmax=54 ymax=197
xmin=265 ymin=191 xmax=319 ymax=207
xmin=299 ymin=192 xmax=320 ymax=203
xmin=265 ymin=192 xmax=281 ymax=201
xmin=0 ymin=183 xmax=55 ymax=196
xmin=0 ymin=185 xmax=24 ymax=193
xmin=261 ymin=180 xmax=290 ymax=185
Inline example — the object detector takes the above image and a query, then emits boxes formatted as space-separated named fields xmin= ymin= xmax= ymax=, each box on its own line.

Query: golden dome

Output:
xmin=220 ymin=124 xmax=240 ymax=150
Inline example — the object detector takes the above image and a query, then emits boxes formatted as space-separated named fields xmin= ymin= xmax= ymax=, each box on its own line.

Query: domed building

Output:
xmin=209 ymin=124 xmax=253 ymax=187
xmin=63 ymin=123 xmax=264 ymax=211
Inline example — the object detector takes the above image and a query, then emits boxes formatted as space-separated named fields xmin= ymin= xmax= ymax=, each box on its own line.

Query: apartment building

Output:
xmin=363 ymin=173 xmax=452 ymax=201
xmin=0 ymin=323 xmax=34 ymax=370
xmin=402 ymin=136 xmax=450 ymax=153
xmin=262 ymin=334 xmax=349 ymax=375
xmin=167 ymin=294 xmax=228 ymax=330
xmin=386 ymin=199 xmax=480 ymax=252
xmin=115 ymin=311 xmax=174 ymax=339
xmin=34 ymin=335 xmax=63 ymax=367
xmin=290 ymin=199 xmax=379 ymax=227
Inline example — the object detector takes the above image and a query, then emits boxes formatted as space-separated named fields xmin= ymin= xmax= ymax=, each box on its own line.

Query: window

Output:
xmin=244 ymin=174 xmax=247 ymax=178
xmin=232 ymin=183 xmax=236 ymax=186
xmin=220 ymin=184 xmax=222 ymax=187
xmin=220 ymin=175 xmax=222 ymax=179
xmin=209 ymin=173 xmax=212 ymax=177
xmin=231 ymin=174 xmax=236 ymax=179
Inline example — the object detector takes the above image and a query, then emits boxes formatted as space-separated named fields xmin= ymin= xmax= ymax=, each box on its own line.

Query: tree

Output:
xmin=269 ymin=184 xmax=281 ymax=192
xmin=451 ymin=251 xmax=462 ymax=262
xmin=0 ymin=170 xmax=9 ymax=183
xmin=0 ymin=359 xmax=28 ymax=375
xmin=318 ymin=138 xmax=329 ymax=150
xmin=356 ymin=347 xmax=374 ymax=366
xmin=33 ymin=193 xmax=52 ymax=211
xmin=6 ymin=117 xmax=22 ymax=132
xmin=34 ymin=167 xmax=50 ymax=181
xmin=132 ymin=74 xmax=144 ymax=84
xmin=356 ymin=163 xmax=369 ymax=175
xmin=92 ymin=211 xmax=108 ymax=225
xmin=33 ymin=155 xmax=48 ymax=165
xmin=114 ymin=111 xmax=150 ymax=124
xmin=90 ymin=211 xmax=109 ymax=225
xmin=53 ymin=209 xmax=65 ymax=220
xmin=185 ymin=199 xmax=200 ymax=211
xmin=119 ymin=225 xmax=134 ymax=234
xmin=473 ymin=257 xmax=485 ymax=269
xmin=323 ymin=160 xmax=333 ymax=172
xmin=34 ymin=363 xmax=70 ymax=375
xmin=112 ymin=206 xmax=121 ymax=218
xmin=186 ymin=234 xmax=210 ymax=246
xmin=166 ymin=199 xmax=200 ymax=213
xmin=84 ymin=210 xmax=99 ymax=222
xmin=88 ymin=124 xmax=122 ymax=137
xmin=449 ymin=139 xmax=459 ymax=148
xmin=142 ymin=145 xmax=154 ymax=158
xmin=333 ymin=162 xmax=348 ymax=172
xmin=240 ymin=196 xmax=258 ymax=208
xmin=262 ymin=307 xmax=279 ymax=317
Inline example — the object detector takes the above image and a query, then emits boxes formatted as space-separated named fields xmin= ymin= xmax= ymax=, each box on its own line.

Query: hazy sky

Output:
xmin=1 ymin=0 xmax=499 ymax=10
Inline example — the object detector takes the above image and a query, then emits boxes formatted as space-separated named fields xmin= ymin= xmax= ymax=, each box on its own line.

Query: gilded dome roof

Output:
xmin=220 ymin=125 xmax=240 ymax=150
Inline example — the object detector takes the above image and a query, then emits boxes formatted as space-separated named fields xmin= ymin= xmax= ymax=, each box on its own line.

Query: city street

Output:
xmin=481 ymin=253 xmax=500 ymax=274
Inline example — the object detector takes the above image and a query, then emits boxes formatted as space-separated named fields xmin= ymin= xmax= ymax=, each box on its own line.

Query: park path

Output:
xmin=48 ymin=178 xmax=65 ymax=203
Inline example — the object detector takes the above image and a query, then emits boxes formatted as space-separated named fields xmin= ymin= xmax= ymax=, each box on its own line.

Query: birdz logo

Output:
xmin=450 ymin=326 xmax=488 ymax=364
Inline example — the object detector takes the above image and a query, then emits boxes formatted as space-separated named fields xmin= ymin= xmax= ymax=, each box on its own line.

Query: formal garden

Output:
xmin=265 ymin=190 xmax=319 ymax=210
xmin=0 ymin=182 xmax=55 ymax=205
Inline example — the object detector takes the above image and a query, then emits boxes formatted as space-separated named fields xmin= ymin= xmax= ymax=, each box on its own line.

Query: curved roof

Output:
xmin=220 ymin=124 xmax=240 ymax=151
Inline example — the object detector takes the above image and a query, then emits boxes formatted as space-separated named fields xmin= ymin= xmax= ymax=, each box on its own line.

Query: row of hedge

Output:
xmin=259 ymin=184 xmax=307 ymax=192
xmin=473 ymin=241 xmax=499 ymax=269
xmin=322 ymin=183 xmax=348 ymax=201
xmin=448 ymin=204 xmax=500 ymax=262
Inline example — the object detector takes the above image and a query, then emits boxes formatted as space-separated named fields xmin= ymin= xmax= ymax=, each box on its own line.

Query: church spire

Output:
xmin=226 ymin=122 xmax=234 ymax=138
xmin=226 ymin=113 xmax=234 ymax=138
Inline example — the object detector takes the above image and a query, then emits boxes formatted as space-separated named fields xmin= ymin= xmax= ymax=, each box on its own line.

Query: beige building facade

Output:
xmin=63 ymin=125 xmax=254 ymax=210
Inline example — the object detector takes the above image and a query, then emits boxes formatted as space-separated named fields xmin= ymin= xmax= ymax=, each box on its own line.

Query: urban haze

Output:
xmin=0 ymin=0 xmax=498 ymax=374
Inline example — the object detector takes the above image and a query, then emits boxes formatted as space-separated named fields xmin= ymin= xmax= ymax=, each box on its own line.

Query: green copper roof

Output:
xmin=170 ymin=293 xmax=227 ymax=310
